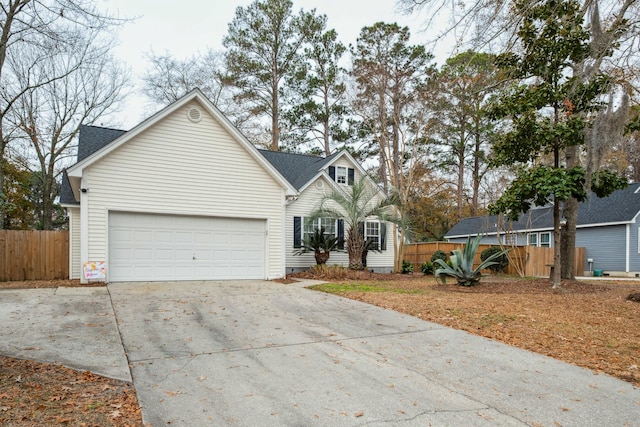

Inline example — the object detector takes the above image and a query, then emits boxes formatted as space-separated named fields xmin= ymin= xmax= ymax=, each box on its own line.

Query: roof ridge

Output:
xmin=81 ymin=124 xmax=127 ymax=132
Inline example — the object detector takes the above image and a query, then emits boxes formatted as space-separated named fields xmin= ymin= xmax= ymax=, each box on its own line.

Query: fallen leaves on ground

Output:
xmin=0 ymin=356 xmax=143 ymax=426
xmin=306 ymin=274 xmax=640 ymax=387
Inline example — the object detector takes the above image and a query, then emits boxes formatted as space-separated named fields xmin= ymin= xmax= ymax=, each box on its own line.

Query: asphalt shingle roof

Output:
xmin=446 ymin=182 xmax=640 ymax=237
xmin=77 ymin=125 xmax=127 ymax=161
xmin=60 ymin=125 xmax=127 ymax=204
xmin=258 ymin=149 xmax=339 ymax=190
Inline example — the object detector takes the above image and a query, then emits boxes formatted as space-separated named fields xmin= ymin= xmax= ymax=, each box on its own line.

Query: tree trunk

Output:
xmin=271 ymin=78 xmax=279 ymax=151
xmin=561 ymin=145 xmax=579 ymax=279
xmin=347 ymin=229 xmax=365 ymax=270
xmin=552 ymin=196 xmax=562 ymax=289
xmin=561 ymin=197 xmax=578 ymax=279
xmin=0 ymin=131 xmax=6 ymax=229
xmin=471 ymin=116 xmax=482 ymax=216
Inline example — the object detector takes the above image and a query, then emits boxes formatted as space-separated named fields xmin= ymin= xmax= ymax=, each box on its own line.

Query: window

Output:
xmin=329 ymin=166 xmax=354 ymax=185
xmin=539 ymin=232 xmax=551 ymax=247
xmin=336 ymin=166 xmax=347 ymax=184
xmin=502 ymin=234 xmax=517 ymax=245
xmin=303 ymin=217 xmax=336 ymax=242
xmin=527 ymin=232 xmax=551 ymax=247
xmin=365 ymin=221 xmax=380 ymax=250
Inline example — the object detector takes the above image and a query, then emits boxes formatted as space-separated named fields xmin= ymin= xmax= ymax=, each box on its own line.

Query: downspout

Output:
xmin=626 ymin=223 xmax=630 ymax=273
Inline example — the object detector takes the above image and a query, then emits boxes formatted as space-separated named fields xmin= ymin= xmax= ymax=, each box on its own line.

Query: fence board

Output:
xmin=0 ymin=230 xmax=69 ymax=281
xmin=403 ymin=242 xmax=585 ymax=277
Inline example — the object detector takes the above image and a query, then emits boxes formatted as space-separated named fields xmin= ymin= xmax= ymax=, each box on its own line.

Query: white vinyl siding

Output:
xmin=83 ymin=101 xmax=285 ymax=280
xmin=69 ymin=207 xmax=81 ymax=279
xmin=286 ymin=176 xmax=395 ymax=271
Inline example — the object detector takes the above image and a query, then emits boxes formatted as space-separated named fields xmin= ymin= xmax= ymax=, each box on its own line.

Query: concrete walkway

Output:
xmin=1 ymin=280 xmax=639 ymax=426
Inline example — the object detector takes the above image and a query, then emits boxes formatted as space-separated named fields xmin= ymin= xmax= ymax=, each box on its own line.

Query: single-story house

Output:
xmin=445 ymin=182 xmax=640 ymax=276
xmin=60 ymin=89 xmax=394 ymax=283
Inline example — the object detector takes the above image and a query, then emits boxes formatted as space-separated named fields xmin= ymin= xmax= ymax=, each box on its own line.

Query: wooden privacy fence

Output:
xmin=403 ymin=242 xmax=585 ymax=278
xmin=0 ymin=230 xmax=69 ymax=281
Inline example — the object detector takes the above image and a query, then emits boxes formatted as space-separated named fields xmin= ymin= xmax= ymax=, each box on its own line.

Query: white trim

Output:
xmin=80 ymin=178 xmax=89 ymax=284
xmin=68 ymin=210 xmax=74 ymax=280
xmin=67 ymin=89 xmax=297 ymax=197
xmin=626 ymin=224 xmax=630 ymax=272
xmin=297 ymin=150 xmax=385 ymax=199
xmin=446 ymin=220 xmax=636 ymax=240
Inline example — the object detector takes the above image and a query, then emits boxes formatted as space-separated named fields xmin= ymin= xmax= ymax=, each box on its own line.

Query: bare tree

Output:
xmin=0 ymin=0 xmax=127 ymax=227
xmin=8 ymin=30 xmax=128 ymax=229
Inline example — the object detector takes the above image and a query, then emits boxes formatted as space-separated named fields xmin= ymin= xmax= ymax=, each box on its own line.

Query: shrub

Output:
xmin=293 ymin=227 xmax=342 ymax=265
xmin=401 ymin=259 xmax=414 ymax=274
xmin=480 ymin=246 xmax=509 ymax=273
xmin=420 ymin=261 xmax=434 ymax=275
xmin=431 ymin=250 xmax=447 ymax=264
xmin=434 ymin=236 xmax=510 ymax=286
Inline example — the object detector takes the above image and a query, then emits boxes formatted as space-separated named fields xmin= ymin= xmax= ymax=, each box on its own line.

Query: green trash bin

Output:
xmin=593 ymin=269 xmax=603 ymax=277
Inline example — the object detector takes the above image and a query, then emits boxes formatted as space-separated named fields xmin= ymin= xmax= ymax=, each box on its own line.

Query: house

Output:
xmin=444 ymin=183 xmax=640 ymax=276
xmin=60 ymin=89 xmax=394 ymax=283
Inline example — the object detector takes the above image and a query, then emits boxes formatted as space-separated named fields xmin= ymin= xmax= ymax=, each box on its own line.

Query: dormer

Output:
xmin=329 ymin=165 xmax=354 ymax=186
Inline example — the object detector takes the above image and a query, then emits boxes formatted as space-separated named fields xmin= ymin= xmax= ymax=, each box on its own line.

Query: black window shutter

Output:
xmin=348 ymin=168 xmax=355 ymax=185
xmin=337 ymin=219 xmax=344 ymax=250
xmin=329 ymin=166 xmax=335 ymax=181
xmin=358 ymin=222 xmax=364 ymax=238
xmin=293 ymin=216 xmax=302 ymax=248
xmin=380 ymin=222 xmax=387 ymax=250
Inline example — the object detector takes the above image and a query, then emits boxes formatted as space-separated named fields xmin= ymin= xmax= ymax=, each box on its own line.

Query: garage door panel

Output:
xmin=109 ymin=212 xmax=265 ymax=282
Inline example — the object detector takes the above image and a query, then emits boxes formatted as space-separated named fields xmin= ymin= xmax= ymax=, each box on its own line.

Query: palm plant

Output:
xmin=434 ymin=235 xmax=510 ymax=286
xmin=311 ymin=178 xmax=399 ymax=270
xmin=293 ymin=227 xmax=341 ymax=265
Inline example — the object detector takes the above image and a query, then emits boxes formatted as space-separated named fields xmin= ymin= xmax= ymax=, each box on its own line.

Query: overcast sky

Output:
xmin=101 ymin=0 xmax=441 ymax=128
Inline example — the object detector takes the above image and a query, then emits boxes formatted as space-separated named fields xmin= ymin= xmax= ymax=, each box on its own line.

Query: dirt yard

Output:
xmin=1 ymin=274 xmax=638 ymax=425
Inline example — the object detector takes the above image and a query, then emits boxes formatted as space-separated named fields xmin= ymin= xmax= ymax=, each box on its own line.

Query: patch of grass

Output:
xmin=310 ymin=282 xmax=429 ymax=295
xmin=310 ymin=283 xmax=388 ymax=293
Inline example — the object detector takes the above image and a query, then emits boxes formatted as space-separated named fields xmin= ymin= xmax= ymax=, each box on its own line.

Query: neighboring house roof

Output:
xmin=446 ymin=182 xmax=640 ymax=238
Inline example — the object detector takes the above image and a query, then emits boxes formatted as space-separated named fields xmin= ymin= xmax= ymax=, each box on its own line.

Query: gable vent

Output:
xmin=187 ymin=107 xmax=202 ymax=123
xmin=315 ymin=180 xmax=324 ymax=190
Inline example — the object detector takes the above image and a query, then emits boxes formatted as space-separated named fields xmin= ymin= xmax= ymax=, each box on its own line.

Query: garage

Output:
xmin=108 ymin=212 xmax=266 ymax=282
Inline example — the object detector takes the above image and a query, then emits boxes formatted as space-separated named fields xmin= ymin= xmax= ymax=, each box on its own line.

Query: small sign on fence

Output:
xmin=83 ymin=261 xmax=106 ymax=279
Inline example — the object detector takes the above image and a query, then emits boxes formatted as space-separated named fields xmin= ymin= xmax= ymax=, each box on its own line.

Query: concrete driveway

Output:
xmin=1 ymin=281 xmax=639 ymax=426
xmin=106 ymin=280 xmax=640 ymax=426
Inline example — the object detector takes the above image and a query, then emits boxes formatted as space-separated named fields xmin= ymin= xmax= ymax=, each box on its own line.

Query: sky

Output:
xmin=100 ymin=0 xmax=442 ymax=128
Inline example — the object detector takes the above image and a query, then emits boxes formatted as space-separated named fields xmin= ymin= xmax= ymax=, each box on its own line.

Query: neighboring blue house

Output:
xmin=445 ymin=183 xmax=640 ymax=276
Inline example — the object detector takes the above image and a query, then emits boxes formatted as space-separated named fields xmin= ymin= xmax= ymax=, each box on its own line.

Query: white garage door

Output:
xmin=109 ymin=212 xmax=265 ymax=282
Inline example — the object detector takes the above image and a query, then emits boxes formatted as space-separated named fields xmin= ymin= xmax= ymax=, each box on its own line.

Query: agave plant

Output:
xmin=434 ymin=235 xmax=510 ymax=286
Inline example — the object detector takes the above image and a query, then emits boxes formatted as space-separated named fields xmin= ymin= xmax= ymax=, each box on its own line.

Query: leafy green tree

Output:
xmin=488 ymin=0 xmax=627 ymax=288
xmin=282 ymin=19 xmax=350 ymax=156
xmin=223 ymin=0 xmax=322 ymax=150
xmin=1 ymin=158 xmax=35 ymax=229
xmin=311 ymin=178 xmax=399 ymax=270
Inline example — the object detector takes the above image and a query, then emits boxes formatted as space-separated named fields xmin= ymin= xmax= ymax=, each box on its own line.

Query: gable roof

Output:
xmin=77 ymin=125 xmax=126 ymax=161
xmin=62 ymin=89 xmax=297 ymax=204
xmin=446 ymin=182 xmax=640 ymax=238
xmin=258 ymin=150 xmax=340 ymax=190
